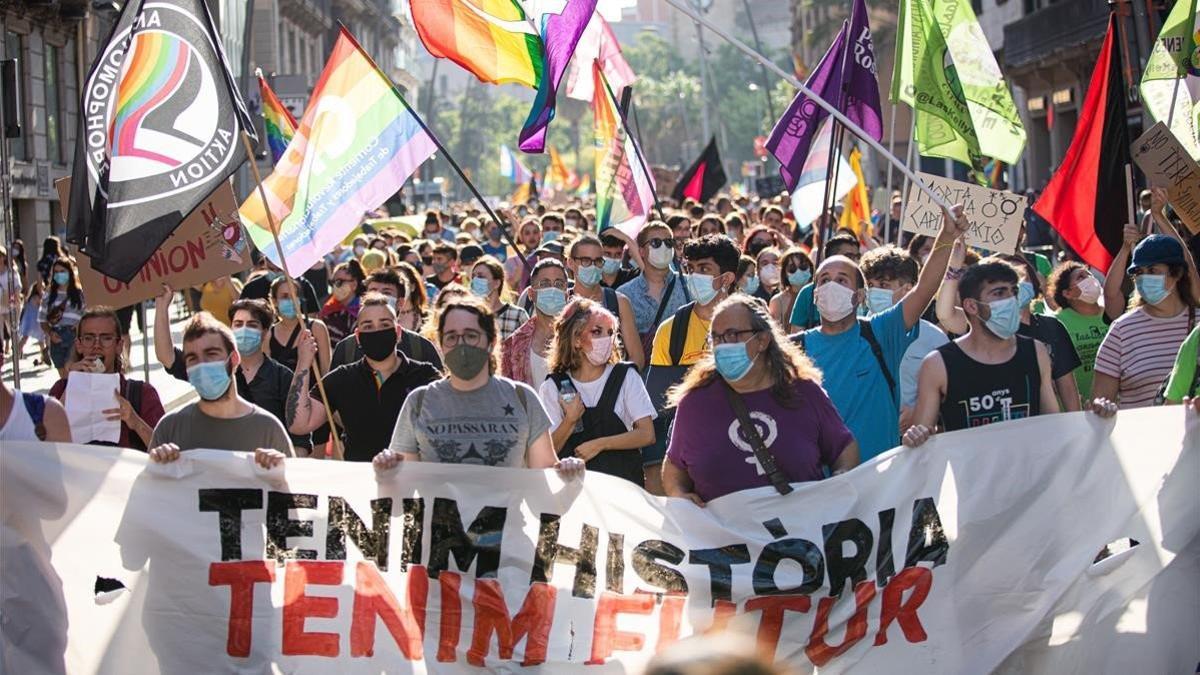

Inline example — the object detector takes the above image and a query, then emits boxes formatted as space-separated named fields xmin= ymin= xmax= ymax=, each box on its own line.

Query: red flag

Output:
xmin=1033 ymin=14 xmax=1129 ymax=271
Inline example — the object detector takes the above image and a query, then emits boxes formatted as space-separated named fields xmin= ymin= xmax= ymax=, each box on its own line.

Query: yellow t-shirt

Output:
xmin=200 ymin=278 xmax=244 ymax=326
xmin=650 ymin=308 xmax=711 ymax=366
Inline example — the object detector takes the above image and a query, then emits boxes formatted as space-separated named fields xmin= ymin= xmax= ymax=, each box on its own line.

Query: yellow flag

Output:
xmin=840 ymin=148 xmax=872 ymax=236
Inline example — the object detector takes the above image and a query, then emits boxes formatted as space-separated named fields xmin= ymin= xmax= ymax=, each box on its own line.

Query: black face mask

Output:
xmin=357 ymin=328 xmax=398 ymax=361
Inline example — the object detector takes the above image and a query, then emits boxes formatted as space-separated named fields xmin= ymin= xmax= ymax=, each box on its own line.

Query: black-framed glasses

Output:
xmin=643 ymin=237 xmax=676 ymax=249
xmin=78 ymin=333 xmax=118 ymax=347
xmin=331 ymin=278 xmax=355 ymax=288
xmin=441 ymin=330 xmax=485 ymax=348
xmin=710 ymin=328 xmax=758 ymax=345
xmin=572 ymin=256 xmax=605 ymax=268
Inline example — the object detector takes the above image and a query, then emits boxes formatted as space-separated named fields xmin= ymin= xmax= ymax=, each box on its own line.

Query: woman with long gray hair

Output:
xmin=663 ymin=295 xmax=859 ymax=505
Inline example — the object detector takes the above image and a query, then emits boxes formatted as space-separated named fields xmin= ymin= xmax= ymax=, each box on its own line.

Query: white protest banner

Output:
xmin=56 ymin=177 xmax=253 ymax=309
xmin=1132 ymin=121 xmax=1200 ymax=235
xmin=902 ymin=172 xmax=1024 ymax=253
xmin=2 ymin=409 xmax=1196 ymax=674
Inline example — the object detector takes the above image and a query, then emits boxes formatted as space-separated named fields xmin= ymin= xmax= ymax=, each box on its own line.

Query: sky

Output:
xmin=598 ymin=0 xmax=637 ymax=21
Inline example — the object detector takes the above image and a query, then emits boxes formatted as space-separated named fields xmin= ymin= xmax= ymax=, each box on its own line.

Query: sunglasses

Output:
xmin=643 ymin=237 xmax=676 ymax=249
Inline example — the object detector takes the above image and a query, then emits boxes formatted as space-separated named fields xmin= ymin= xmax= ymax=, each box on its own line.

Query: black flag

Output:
xmin=672 ymin=136 xmax=727 ymax=205
xmin=67 ymin=0 xmax=257 ymax=282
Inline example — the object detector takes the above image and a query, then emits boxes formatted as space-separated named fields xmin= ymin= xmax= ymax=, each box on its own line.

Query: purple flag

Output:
xmin=519 ymin=0 xmax=599 ymax=153
xmin=767 ymin=0 xmax=882 ymax=189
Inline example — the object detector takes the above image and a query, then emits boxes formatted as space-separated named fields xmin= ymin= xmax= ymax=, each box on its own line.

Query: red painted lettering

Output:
xmin=744 ymin=595 xmax=811 ymax=660
xmin=349 ymin=562 xmax=426 ymax=659
xmin=167 ymin=244 xmax=190 ymax=273
xmin=655 ymin=594 xmax=687 ymax=652
xmin=437 ymin=572 xmax=462 ymax=662
xmin=282 ymin=561 xmax=343 ymax=657
xmin=208 ymin=561 xmax=275 ymax=657
xmin=874 ymin=566 xmax=932 ymax=646
xmin=467 ymin=580 xmax=556 ymax=666
xmin=805 ymin=581 xmax=876 ymax=666
xmin=186 ymin=237 xmax=207 ymax=266
xmin=587 ymin=591 xmax=655 ymax=664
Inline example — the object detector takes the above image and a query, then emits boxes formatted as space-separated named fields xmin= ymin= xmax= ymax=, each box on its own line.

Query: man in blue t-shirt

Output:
xmin=797 ymin=206 xmax=968 ymax=460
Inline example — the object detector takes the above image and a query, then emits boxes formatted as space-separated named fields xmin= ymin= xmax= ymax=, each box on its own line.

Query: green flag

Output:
xmin=1141 ymin=0 xmax=1200 ymax=158
xmin=892 ymin=0 xmax=1026 ymax=168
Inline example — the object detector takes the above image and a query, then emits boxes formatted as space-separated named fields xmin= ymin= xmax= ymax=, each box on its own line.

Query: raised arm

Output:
xmin=934 ymin=240 xmax=970 ymax=335
xmin=903 ymin=205 xmax=969 ymax=330
xmin=153 ymin=284 xmax=177 ymax=370
xmin=285 ymin=329 xmax=328 ymax=435
xmin=1103 ymin=224 xmax=1139 ymax=322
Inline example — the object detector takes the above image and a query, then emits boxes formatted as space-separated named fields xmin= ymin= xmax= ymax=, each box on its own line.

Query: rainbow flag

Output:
xmin=256 ymin=69 xmax=298 ymax=164
xmin=592 ymin=61 xmax=655 ymax=240
xmin=575 ymin=173 xmax=592 ymax=196
xmin=411 ymin=0 xmax=543 ymax=87
xmin=239 ymin=28 xmax=436 ymax=274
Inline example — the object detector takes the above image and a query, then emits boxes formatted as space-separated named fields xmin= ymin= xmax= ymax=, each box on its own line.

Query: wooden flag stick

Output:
xmin=240 ymin=131 xmax=345 ymax=461
xmin=1125 ymin=163 xmax=1141 ymax=235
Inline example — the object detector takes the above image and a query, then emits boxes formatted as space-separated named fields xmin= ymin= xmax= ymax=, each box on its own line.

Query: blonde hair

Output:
xmin=667 ymin=295 xmax=821 ymax=408
xmin=548 ymin=298 xmax=618 ymax=373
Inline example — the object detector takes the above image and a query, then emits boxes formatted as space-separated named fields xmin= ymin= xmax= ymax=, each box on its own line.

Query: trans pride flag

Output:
xmin=500 ymin=145 xmax=532 ymax=184
xmin=256 ymin=69 xmax=298 ymax=164
xmin=239 ymin=28 xmax=436 ymax=274
xmin=592 ymin=61 xmax=655 ymax=239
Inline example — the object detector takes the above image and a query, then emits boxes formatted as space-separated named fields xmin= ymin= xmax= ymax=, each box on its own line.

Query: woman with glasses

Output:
xmin=469 ymin=255 xmax=528 ymax=341
xmin=538 ymin=298 xmax=655 ymax=485
xmin=319 ymin=260 xmax=366 ymax=344
xmin=662 ymin=295 xmax=859 ymax=505
xmin=49 ymin=306 xmax=164 ymax=449
xmin=375 ymin=297 xmax=585 ymax=478
xmin=38 ymin=256 xmax=85 ymax=378
xmin=502 ymin=259 xmax=570 ymax=389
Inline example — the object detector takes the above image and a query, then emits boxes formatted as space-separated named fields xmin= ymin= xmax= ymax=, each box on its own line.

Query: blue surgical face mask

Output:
xmin=576 ymin=264 xmax=603 ymax=287
xmin=1135 ymin=274 xmax=1170 ymax=305
xmin=787 ymin=268 xmax=812 ymax=288
xmin=714 ymin=341 xmax=757 ymax=382
xmin=1017 ymin=281 xmax=1036 ymax=309
xmin=52 ymin=271 xmax=69 ymax=286
xmin=470 ymin=277 xmax=492 ymax=298
xmin=602 ymin=257 xmax=622 ymax=276
xmin=984 ymin=296 xmax=1021 ymax=339
xmin=542 ymin=230 xmax=561 ymax=243
xmin=741 ymin=275 xmax=760 ymax=296
xmin=866 ymin=287 xmax=896 ymax=314
xmin=686 ymin=273 xmax=719 ymax=306
xmin=535 ymin=287 xmax=567 ymax=316
xmin=233 ymin=327 xmax=263 ymax=355
xmin=187 ymin=359 xmax=232 ymax=401
xmin=277 ymin=298 xmax=298 ymax=319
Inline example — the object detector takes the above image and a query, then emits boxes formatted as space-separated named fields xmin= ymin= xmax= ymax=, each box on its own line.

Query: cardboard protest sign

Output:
xmin=2 ymin=408 xmax=1196 ymax=673
xmin=56 ymin=178 xmax=251 ymax=308
xmin=1132 ymin=121 xmax=1200 ymax=234
xmin=902 ymin=172 xmax=1023 ymax=253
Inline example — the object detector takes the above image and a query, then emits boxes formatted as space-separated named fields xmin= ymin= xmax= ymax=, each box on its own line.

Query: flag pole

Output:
xmin=616 ymin=84 xmax=664 ymax=219
xmin=884 ymin=102 xmax=898 ymax=244
xmin=336 ymin=25 xmax=532 ymax=273
xmin=898 ymin=115 xmax=918 ymax=238
xmin=662 ymin=0 xmax=954 ymax=213
xmin=240 ymin=131 xmax=345 ymax=461
xmin=821 ymin=21 xmax=853 ymax=241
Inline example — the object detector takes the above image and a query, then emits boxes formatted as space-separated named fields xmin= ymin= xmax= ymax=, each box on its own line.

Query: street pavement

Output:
xmin=2 ymin=302 xmax=197 ymax=411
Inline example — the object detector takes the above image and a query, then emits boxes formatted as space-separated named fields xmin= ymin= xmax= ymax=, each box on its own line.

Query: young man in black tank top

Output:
xmin=903 ymin=261 xmax=1116 ymax=447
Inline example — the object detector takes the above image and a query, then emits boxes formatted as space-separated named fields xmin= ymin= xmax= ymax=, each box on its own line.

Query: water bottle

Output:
xmin=559 ymin=380 xmax=584 ymax=434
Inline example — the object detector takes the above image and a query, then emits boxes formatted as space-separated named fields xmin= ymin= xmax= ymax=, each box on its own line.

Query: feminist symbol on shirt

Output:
xmin=727 ymin=412 xmax=778 ymax=476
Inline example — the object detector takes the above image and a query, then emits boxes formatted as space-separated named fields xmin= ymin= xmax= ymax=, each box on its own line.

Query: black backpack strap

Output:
xmin=857 ymin=319 xmax=897 ymax=404
xmin=649 ymin=275 xmax=678 ymax=332
xmin=21 ymin=392 xmax=47 ymax=441
xmin=602 ymin=287 xmax=620 ymax=317
xmin=668 ymin=303 xmax=695 ymax=366
xmin=598 ymin=362 xmax=633 ymax=410
xmin=722 ymin=383 xmax=792 ymax=495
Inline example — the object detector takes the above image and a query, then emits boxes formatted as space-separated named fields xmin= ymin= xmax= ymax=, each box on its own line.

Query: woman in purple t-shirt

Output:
xmin=663 ymin=295 xmax=859 ymax=505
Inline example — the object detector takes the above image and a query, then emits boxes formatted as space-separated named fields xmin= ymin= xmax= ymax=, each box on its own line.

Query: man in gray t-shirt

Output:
xmin=151 ymin=402 xmax=292 ymax=454
xmin=389 ymin=376 xmax=551 ymax=467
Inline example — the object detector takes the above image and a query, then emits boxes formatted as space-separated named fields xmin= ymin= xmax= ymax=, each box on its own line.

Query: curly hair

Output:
xmin=1047 ymin=261 xmax=1090 ymax=310
xmin=667 ymin=295 xmax=821 ymax=409
xmin=548 ymin=298 xmax=618 ymax=374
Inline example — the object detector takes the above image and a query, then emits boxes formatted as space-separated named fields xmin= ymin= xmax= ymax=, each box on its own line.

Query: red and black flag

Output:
xmin=672 ymin=136 xmax=727 ymax=204
xmin=67 ymin=0 xmax=257 ymax=282
xmin=1033 ymin=14 xmax=1128 ymax=271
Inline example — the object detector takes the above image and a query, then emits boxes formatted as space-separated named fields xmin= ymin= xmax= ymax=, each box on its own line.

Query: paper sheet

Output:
xmin=63 ymin=372 xmax=121 ymax=444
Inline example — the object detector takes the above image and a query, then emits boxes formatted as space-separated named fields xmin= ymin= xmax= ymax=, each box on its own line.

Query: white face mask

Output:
xmin=586 ymin=335 xmax=614 ymax=366
xmin=647 ymin=245 xmax=674 ymax=269
xmin=1075 ymin=275 xmax=1102 ymax=304
xmin=814 ymin=282 xmax=857 ymax=322
xmin=759 ymin=264 xmax=780 ymax=287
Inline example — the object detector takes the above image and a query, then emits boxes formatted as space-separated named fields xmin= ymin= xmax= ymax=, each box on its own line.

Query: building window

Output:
xmin=4 ymin=31 xmax=29 ymax=161
xmin=45 ymin=45 xmax=64 ymax=165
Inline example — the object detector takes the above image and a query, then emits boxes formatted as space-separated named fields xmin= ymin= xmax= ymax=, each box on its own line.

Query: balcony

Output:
xmin=1004 ymin=0 xmax=1111 ymax=71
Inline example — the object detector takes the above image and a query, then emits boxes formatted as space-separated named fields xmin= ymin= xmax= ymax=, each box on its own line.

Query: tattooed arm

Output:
xmin=286 ymin=331 xmax=328 ymax=435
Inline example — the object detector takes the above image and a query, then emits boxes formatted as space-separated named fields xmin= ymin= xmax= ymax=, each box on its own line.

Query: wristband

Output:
xmin=944 ymin=266 xmax=965 ymax=282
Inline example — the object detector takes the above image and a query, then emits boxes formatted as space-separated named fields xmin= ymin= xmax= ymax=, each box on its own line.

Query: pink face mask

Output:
xmin=586 ymin=335 xmax=614 ymax=366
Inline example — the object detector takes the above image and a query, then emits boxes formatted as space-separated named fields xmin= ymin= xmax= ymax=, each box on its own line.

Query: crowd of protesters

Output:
xmin=3 ymin=189 xmax=1198 ymax=504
